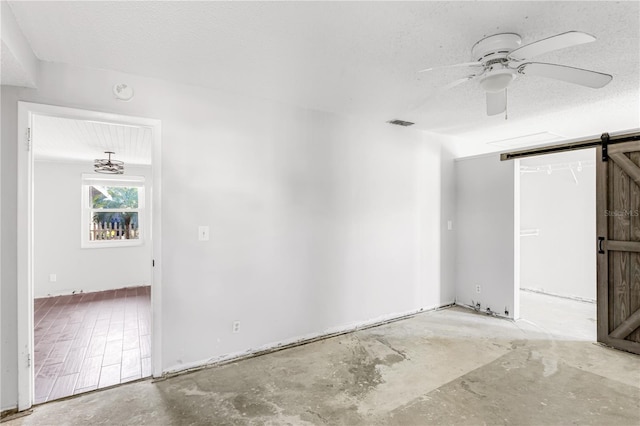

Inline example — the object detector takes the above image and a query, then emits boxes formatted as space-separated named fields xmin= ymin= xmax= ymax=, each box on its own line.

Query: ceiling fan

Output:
xmin=418 ymin=31 xmax=613 ymax=116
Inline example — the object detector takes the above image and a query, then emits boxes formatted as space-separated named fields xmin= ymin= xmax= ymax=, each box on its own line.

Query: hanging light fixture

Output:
xmin=94 ymin=151 xmax=124 ymax=174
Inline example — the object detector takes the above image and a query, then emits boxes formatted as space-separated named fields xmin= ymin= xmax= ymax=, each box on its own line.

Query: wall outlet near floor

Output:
xmin=232 ymin=321 xmax=240 ymax=333
xmin=49 ymin=274 xmax=57 ymax=282
xmin=475 ymin=284 xmax=481 ymax=293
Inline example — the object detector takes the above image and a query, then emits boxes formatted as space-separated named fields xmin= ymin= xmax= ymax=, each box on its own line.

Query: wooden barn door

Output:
xmin=597 ymin=142 xmax=640 ymax=354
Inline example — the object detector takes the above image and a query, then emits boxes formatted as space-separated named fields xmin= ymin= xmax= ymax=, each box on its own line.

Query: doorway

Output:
xmin=518 ymin=148 xmax=597 ymax=339
xmin=17 ymin=103 xmax=162 ymax=410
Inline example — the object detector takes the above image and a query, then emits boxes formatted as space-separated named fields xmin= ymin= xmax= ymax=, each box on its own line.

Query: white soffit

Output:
xmin=33 ymin=115 xmax=152 ymax=166
xmin=7 ymin=1 xmax=640 ymax=157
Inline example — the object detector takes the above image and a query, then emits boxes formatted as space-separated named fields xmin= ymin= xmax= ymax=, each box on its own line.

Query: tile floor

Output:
xmin=33 ymin=286 xmax=151 ymax=404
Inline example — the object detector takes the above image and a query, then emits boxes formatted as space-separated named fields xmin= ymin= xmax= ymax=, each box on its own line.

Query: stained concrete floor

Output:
xmin=4 ymin=292 xmax=640 ymax=425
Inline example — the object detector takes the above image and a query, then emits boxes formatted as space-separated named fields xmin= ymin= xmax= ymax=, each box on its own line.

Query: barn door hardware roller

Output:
xmin=601 ymin=133 xmax=610 ymax=162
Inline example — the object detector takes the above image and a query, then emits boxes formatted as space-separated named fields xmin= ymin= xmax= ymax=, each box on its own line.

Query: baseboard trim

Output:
xmin=159 ymin=302 xmax=455 ymax=381
xmin=35 ymin=284 xmax=151 ymax=299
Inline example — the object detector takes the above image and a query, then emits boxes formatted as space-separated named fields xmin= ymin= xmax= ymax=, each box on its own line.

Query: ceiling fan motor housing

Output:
xmin=471 ymin=33 xmax=522 ymax=62
xmin=472 ymin=33 xmax=522 ymax=92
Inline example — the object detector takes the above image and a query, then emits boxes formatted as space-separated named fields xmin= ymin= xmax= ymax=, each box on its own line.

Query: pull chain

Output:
xmin=505 ymin=88 xmax=508 ymax=121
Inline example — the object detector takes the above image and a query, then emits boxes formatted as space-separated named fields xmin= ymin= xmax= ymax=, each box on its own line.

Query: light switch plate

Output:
xmin=198 ymin=226 xmax=210 ymax=241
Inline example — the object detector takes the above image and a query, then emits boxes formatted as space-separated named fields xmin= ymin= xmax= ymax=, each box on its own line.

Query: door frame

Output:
xmin=503 ymin=130 xmax=640 ymax=352
xmin=17 ymin=102 xmax=163 ymax=411
xmin=515 ymin=149 xmax=596 ymax=318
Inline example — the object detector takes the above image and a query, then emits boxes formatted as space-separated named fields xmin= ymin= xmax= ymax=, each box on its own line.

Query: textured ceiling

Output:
xmin=7 ymin=1 xmax=640 ymax=156
xmin=33 ymin=115 xmax=152 ymax=166
xmin=1 ymin=0 xmax=38 ymax=87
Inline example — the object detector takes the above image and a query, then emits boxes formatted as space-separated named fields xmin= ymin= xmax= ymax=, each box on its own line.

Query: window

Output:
xmin=81 ymin=174 xmax=145 ymax=248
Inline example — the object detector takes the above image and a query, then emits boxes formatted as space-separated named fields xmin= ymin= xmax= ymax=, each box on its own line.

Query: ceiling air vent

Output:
xmin=387 ymin=119 xmax=414 ymax=127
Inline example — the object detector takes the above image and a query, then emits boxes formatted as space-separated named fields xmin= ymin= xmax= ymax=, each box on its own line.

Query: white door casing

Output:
xmin=16 ymin=102 xmax=162 ymax=410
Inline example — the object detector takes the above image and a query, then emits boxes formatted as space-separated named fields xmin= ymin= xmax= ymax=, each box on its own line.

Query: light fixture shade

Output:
xmin=479 ymin=70 xmax=516 ymax=93
xmin=94 ymin=151 xmax=124 ymax=174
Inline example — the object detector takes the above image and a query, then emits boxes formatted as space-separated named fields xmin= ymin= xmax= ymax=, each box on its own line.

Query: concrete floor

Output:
xmin=519 ymin=289 xmax=597 ymax=341
xmin=5 ymin=292 xmax=640 ymax=425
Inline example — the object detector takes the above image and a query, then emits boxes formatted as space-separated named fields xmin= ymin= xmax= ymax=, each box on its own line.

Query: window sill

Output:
xmin=81 ymin=240 xmax=144 ymax=249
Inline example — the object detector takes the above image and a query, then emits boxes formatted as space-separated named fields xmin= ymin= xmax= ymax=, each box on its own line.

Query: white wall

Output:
xmin=1 ymin=61 xmax=455 ymax=410
xmin=519 ymin=149 xmax=596 ymax=301
xmin=0 ymin=40 xmax=4 ymax=413
xmin=439 ymin=146 xmax=457 ymax=302
xmin=33 ymin=161 xmax=152 ymax=298
xmin=1 ymin=88 xmax=18 ymax=411
xmin=455 ymin=154 xmax=518 ymax=318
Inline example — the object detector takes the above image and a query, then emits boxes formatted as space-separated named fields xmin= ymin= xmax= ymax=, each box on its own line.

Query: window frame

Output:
xmin=81 ymin=173 xmax=146 ymax=249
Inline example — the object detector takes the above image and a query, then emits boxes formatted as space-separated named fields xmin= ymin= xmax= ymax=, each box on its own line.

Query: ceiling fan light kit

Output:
xmin=418 ymin=31 xmax=613 ymax=117
xmin=479 ymin=69 xmax=516 ymax=93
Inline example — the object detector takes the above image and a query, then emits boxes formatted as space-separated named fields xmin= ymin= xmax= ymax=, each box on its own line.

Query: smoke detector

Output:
xmin=113 ymin=83 xmax=134 ymax=102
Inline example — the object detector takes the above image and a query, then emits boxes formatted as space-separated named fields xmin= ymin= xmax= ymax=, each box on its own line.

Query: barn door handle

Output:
xmin=598 ymin=237 xmax=605 ymax=254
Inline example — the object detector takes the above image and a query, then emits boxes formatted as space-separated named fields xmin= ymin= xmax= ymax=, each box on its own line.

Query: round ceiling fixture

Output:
xmin=479 ymin=69 xmax=516 ymax=93
xmin=113 ymin=83 xmax=134 ymax=102
xmin=94 ymin=151 xmax=124 ymax=174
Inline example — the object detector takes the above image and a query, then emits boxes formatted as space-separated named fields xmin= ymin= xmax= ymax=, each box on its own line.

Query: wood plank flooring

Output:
xmin=33 ymin=286 xmax=151 ymax=404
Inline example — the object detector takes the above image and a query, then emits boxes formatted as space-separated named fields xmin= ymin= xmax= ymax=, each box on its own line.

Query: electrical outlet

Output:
xmin=232 ymin=321 xmax=240 ymax=333
xmin=475 ymin=284 xmax=481 ymax=293
xmin=49 ymin=274 xmax=57 ymax=282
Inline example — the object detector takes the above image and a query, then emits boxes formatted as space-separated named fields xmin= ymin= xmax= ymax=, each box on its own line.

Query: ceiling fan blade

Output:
xmin=486 ymin=90 xmax=506 ymax=116
xmin=507 ymin=31 xmax=596 ymax=62
xmin=418 ymin=62 xmax=482 ymax=73
xmin=442 ymin=74 xmax=478 ymax=90
xmin=518 ymin=62 xmax=612 ymax=88
xmin=409 ymin=75 xmax=478 ymax=110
